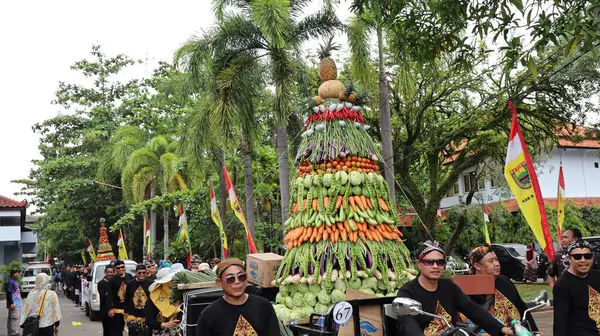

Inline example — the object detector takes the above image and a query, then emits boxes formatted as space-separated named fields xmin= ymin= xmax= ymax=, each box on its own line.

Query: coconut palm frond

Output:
xmin=159 ymin=152 xmax=179 ymax=192
xmin=348 ymin=15 xmax=375 ymax=88
xmin=292 ymin=11 xmax=342 ymax=45
xmin=131 ymin=167 xmax=156 ymax=204
xmin=213 ymin=0 xmax=251 ymax=21
xmin=148 ymin=136 xmax=169 ymax=156
xmin=248 ymin=0 xmax=291 ymax=49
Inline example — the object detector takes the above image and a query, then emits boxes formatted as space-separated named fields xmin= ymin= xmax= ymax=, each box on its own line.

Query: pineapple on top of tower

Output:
xmin=317 ymin=37 xmax=345 ymax=99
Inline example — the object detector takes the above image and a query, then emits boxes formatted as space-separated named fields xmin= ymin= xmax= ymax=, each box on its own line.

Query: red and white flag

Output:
xmin=436 ymin=206 xmax=442 ymax=218
xmin=557 ymin=166 xmax=566 ymax=247
xmin=223 ymin=165 xmax=258 ymax=254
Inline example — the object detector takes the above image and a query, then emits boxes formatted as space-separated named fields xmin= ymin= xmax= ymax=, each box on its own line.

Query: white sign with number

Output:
xmin=332 ymin=301 xmax=353 ymax=324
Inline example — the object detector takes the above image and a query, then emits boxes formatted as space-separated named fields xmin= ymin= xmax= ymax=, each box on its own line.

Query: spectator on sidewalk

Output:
xmin=4 ymin=268 xmax=22 ymax=336
xmin=20 ymin=273 xmax=62 ymax=336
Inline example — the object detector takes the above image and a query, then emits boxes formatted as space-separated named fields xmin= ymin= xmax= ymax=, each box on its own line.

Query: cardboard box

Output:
xmin=338 ymin=289 xmax=385 ymax=336
xmin=246 ymin=253 xmax=283 ymax=288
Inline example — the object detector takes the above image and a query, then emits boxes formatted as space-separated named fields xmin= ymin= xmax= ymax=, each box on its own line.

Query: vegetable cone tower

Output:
xmin=273 ymin=41 xmax=416 ymax=322
xmin=96 ymin=223 xmax=116 ymax=261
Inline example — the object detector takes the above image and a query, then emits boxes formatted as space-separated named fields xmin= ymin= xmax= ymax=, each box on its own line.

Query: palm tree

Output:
xmin=348 ymin=1 xmax=396 ymax=205
xmin=183 ymin=0 xmax=342 ymax=232
xmin=121 ymin=136 xmax=186 ymax=259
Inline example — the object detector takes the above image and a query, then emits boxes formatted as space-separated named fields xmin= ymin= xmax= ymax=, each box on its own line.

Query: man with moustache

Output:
xmin=468 ymin=244 xmax=538 ymax=331
xmin=553 ymin=240 xmax=600 ymax=336
xmin=107 ymin=260 xmax=133 ymax=336
xmin=548 ymin=227 xmax=582 ymax=289
xmin=196 ymin=258 xmax=280 ymax=336
xmin=396 ymin=241 xmax=513 ymax=336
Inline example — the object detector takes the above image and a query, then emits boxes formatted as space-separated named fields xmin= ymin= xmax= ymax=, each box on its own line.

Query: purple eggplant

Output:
xmin=299 ymin=270 xmax=304 ymax=277
xmin=366 ymin=250 xmax=373 ymax=268
xmin=316 ymin=153 xmax=322 ymax=163
xmin=345 ymin=257 xmax=352 ymax=270
xmin=291 ymin=265 xmax=297 ymax=276
xmin=333 ymin=255 xmax=338 ymax=268
xmin=356 ymin=259 xmax=363 ymax=270
xmin=309 ymin=263 xmax=315 ymax=275
xmin=320 ymin=253 xmax=326 ymax=276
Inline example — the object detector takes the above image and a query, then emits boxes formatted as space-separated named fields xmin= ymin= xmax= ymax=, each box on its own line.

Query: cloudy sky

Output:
xmin=0 ymin=1 xmax=350 ymax=208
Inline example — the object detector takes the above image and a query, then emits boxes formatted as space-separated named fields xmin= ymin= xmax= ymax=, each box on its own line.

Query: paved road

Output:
xmin=532 ymin=309 xmax=553 ymax=336
xmin=0 ymin=292 xmax=103 ymax=336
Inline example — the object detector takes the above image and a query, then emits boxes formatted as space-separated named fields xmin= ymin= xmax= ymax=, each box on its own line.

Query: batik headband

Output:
xmin=567 ymin=240 xmax=593 ymax=255
xmin=468 ymin=244 xmax=492 ymax=274
xmin=417 ymin=240 xmax=446 ymax=259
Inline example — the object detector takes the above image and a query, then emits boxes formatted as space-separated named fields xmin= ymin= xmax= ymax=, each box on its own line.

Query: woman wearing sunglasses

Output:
xmin=396 ymin=240 xmax=514 ymax=336
xmin=553 ymin=240 xmax=600 ymax=336
xmin=195 ymin=258 xmax=280 ymax=336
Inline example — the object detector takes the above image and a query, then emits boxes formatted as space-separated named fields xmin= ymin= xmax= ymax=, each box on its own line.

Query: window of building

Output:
xmin=463 ymin=173 xmax=477 ymax=193
xmin=446 ymin=182 xmax=460 ymax=197
xmin=595 ymin=162 xmax=599 ymax=168
xmin=490 ymin=178 xmax=498 ymax=188
xmin=477 ymin=179 xmax=486 ymax=191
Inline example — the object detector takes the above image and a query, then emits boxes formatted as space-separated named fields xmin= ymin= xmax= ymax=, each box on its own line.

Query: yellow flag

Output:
xmin=117 ymin=229 xmax=128 ymax=260
xmin=504 ymin=101 xmax=555 ymax=259
xmin=87 ymin=239 xmax=97 ymax=262
xmin=81 ymin=250 xmax=87 ymax=265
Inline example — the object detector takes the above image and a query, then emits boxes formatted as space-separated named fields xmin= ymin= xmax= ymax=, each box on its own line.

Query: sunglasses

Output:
xmin=136 ymin=271 xmax=146 ymax=275
xmin=116 ymin=266 xmax=125 ymax=270
xmin=420 ymin=258 xmax=447 ymax=266
xmin=569 ymin=253 xmax=593 ymax=260
xmin=223 ymin=272 xmax=247 ymax=285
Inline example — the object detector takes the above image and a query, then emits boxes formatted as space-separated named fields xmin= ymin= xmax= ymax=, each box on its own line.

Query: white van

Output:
xmin=21 ymin=263 xmax=53 ymax=297
xmin=85 ymin=260 xmax=136 ymax=321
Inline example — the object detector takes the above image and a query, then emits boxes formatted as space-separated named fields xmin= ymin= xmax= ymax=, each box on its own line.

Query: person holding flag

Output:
xmin=504 ymin=101 xmax=554 ymax=260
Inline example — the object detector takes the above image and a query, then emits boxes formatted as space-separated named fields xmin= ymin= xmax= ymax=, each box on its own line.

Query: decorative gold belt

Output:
xmin=113 ymin=309 xmax=124 ymax=314
xmin=124 ymin=314 xmax=146 ymax=323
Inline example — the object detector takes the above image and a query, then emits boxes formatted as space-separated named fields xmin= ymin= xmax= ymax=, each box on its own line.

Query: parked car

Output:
xmin=490 ymin=244 xmax=527 ymax=281
xmin=20 ymin=262 xmax=53 ymax=297
xmin=446 ymin=255 xmax=470 ymax=275
xmin=582 ymin=236 xmax=600 ymax=270
xmin=85 ymin=260 xmax=136 ymax=321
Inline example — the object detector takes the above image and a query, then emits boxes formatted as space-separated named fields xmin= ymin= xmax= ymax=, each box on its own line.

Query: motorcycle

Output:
xmin=385 ymin=290 xmax=549 ymax=336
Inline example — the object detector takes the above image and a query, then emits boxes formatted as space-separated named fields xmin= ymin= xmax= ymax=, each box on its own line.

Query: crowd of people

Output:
xmin=4 ymin=229 xmax=599 ymax=336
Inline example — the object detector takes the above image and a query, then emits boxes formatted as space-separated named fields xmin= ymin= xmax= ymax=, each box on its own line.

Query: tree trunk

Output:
xmin=163 ymin=209 xmax=169 ymax=260
xmin=241 ymin=131 xmax=256 ymax=237
xmin=377 ymin=27 xmax=396 ymax=206
xmin=276 ymin=119 xmax=290 ymax=237
xmin=150 ymin=188 xmax=157 ymax=260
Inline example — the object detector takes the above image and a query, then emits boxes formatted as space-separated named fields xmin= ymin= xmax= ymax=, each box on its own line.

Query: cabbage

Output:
xmin=359 ymin=287 xmax=375 ymax=295
xmin=293 ymin=292 xmax=305 ymax=307
xmin=297 ymin=283 xmax=309 ymax=294
xmin=289 ymin=284 xmax=298 ymax=294
xmin=276 ymin=292 xmax=286 ymax=304
xmin=276 ymin=307 xmax=292 ymax=321
xmin=334 ymin=278 xmax=346 ymax=291
xmin=348 ymin=278 xmax=361 ymax=289
xmin=386 ymin=292 xmax=397 ymax=297
xmin=309 ymin=284 xmax=321 ymax=294
xmin=377 ymin=280 xmax=387 ymax=291
xmin=285 ymin=296 xmax=294 ymax=309
xmin=290 ymin=308 xmax=304 ymax=320
xmin=279 ymin=284 xmax=290 ymax=294
xmin=331 ymin=289 xmax=345 ymax=303
xmin=362 ymin=277 xmax=377 ymax=289
xmin=375 ymin=293 xmax=385 ymax=297
xmin=304 ymin=292 xmax=317 ymax=307
xmin=318 ymin=289 xmax=331 ymax=305
xmin=314 ymin=303 xmax=328 ymax=314
xmin=302 ymin=306 xmax=314 ymax=317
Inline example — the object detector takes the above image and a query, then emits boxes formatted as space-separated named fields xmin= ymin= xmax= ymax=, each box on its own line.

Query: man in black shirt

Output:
xmin=468 ymin=244 xmax=538 ymax=331
xmin=98 ymin=265 xmax=115 ymax=336
xmin=196 ymin=258 xmax=280 ymax=336
xmin=125 ymin=264 xmax=153 ymax=336
xmin=548 ymin=227 xmax=581 ymax=289
xmin=396 ymin=240 xmax=513 ymax=336
xmin=553 ymin=240 xmax=600 ymax=336
xmin=107 ymin=260 xmax=133 ymax=336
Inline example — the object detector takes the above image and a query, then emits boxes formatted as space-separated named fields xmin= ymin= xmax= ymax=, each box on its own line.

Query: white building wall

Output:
xmin=441 ymin=147 xmax=600 ymax=208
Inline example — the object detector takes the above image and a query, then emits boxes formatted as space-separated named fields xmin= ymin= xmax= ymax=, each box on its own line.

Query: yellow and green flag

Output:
xmin=117 ymin=229 xmax=128 ymax=260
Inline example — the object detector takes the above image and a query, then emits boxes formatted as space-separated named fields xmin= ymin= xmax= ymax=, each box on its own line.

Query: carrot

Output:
xmin=349 ymin=197 xmax=357 ymax=212
xmin=365 ymin=230 xmax=373 ymax=241
xmin=379 ymin=198 xmax=389 ymax=211
xmin=313 ymin=199 xmax=318 ymax=211
xmin=381 ymin=231 xmax=391 ymax=240
xmin=296 ymin=228 xmax=305 ymax=240
xmin=326 ymin=226 xmax=332 ymax=234
xmin=354 ymin=196 xmax=365 ymax=211
xmin=343 ymin=220 xmax=351 ymax=232
xmin=365 ymin=198 xmax=374 ymax=210
xmin=303 ymin=199 xmax=308 ymax=210
xmin=319 ymin=225 xmax=324 ymax=234
xmin=334 ymin=230 xmax=339 ymax=242
xmin=375 ymin=230 xmax=384 ymax=242
xmin=293 ymin=203 xmax=299 ymax=214
xmin=324 ymin=197 xmax=329 ymax=209
xmin=335 ymin=196 xmax=343 ymax=209
xmin=360 ymin=196 xmax=369 ymax=210
xmin=305 ymin=227 xmax=313 ymax=241
xmin=324 ymin=230 xmax=329 ymax=241
xmin=337 ymin=222 xmax=344 ymax=231
xmin=359 ymin=231 xmax=366 ymax=242
xmin=287 ymin=241 xmax=294 ymax=250
xmin=341 ymin=229 xmax=348 ymax=241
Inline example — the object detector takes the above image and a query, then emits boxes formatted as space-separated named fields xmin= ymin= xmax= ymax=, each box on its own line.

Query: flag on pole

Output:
xmin=87 ymin=239 xmax=97 ymax=262
xmin=209 ymin=181 xmax=229 ymax=259
xmin=117 ymin=229 xmax=128 ymax=260
xmin=437 ymin=206 xmax=442 ymax=218
xmin=504 ymin=101 xmax=555 ymax=259
xmin=178 ymin=203 xmax=193 ymax=268
xmin=223 ymin=165 xmax=258 ymax=254
xmin=557 ymin=165 xmax=566 ymax=247
xmin=144 ymin=215 xmax=151 ymax=261
xmin=482 ymin=206 xmax=491 ymax=244
xmin=81 ymin=250 xmax=87 ymax=265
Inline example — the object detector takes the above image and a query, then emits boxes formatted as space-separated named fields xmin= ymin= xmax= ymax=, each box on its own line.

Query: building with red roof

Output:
xmin=0 ymin=195 xmax=38 ymax=265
